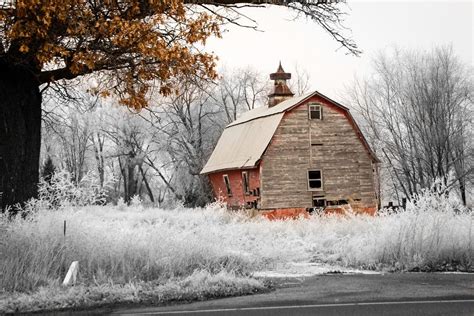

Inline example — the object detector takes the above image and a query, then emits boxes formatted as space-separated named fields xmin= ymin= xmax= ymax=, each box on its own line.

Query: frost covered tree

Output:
xmin=144 ymin=77 xmax=221 ymax=206
xmin=0 ymin=0 xmax=357 ymax=210
xmin=210 ymin=68 xmax=269 ymax=123
xmin=288 ymin=63 xmax=312 ymax=96
xmin=101 ymin=106 xmax=156 ymax=203
xmin=350 ymin=47 xmax=473 ymax=205
xmin=37 ymin=67 xmax=270 ymax=206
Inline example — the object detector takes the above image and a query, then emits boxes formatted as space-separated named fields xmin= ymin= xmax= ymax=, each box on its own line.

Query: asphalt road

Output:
xmin=38 ymin=273 xmax=474 ymax=316
xmin=110 ymin=273 xmax=474 ymax=316
xmin=114 ymin=300 xmax=474 ymax=316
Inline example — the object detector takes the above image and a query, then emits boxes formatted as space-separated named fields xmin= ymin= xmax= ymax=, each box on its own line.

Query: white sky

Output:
xmin=206 ymin=1 xmax=473 ymax=99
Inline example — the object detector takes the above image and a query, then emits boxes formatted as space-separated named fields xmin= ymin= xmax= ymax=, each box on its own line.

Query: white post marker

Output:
xmin=62 ymin=261 xmax=79 ymax=286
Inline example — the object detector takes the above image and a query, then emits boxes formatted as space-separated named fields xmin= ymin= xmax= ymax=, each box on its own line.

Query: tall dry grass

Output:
xmin=0 ymin=203 xmax=254 ymax=292
xmin=1 ymin=186 xmax=472 ymax=296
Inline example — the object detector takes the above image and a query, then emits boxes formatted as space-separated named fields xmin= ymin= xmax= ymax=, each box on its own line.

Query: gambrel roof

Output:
xmin=227 ymin=92 xmax=314 ymax=127
xmin=200 ymin=91 xmax=379 ymax=175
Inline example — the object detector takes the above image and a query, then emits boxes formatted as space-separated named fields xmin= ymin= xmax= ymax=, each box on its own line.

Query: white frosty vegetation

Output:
xmin=0 ymin=183 xmax=472 ymax=312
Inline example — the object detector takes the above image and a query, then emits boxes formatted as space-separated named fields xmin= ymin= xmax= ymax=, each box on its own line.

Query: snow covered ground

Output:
xmin=253 ymin=261 xmax=381 ymax=278
xmin=1 ymin=188 xmax=472 ymax=312
xmin=3 ymin=189 xmax=472 ymax=289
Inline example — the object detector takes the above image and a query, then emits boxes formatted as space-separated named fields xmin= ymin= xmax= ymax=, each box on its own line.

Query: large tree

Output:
xmin=0 ymin=0 xmax=357 ymax=210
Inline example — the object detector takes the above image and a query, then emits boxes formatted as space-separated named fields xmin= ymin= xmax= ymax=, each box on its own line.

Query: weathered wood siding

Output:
xmin=208 ymin=168 xmax=260 ymax=208
xmin=260 ymin=95 xmax=378 ymax=211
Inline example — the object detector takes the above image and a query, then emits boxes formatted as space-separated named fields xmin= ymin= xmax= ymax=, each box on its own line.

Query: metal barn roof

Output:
xmin=227 ymin=92 xmax=315 ymax=127
xmin=201 ymin=90 xmax=378 ymax=175
xmin=200 ymin=113 xmax=284 ymax=174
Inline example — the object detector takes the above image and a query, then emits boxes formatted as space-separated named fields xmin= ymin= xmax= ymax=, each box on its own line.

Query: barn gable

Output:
xmin=259 ymin=93 xmax=379 ymax=210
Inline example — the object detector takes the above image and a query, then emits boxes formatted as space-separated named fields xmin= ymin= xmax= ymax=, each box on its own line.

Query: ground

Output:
xmin=1 ymin=189 xmax=472 ymax=313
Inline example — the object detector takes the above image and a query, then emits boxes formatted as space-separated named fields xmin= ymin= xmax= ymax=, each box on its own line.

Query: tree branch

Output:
xmin=187 ymin=0 xmax=360 ymax=55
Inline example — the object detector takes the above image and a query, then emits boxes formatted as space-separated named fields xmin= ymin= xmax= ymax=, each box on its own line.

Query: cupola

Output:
xmin=268 ymin=62 xmax=294 ymax=107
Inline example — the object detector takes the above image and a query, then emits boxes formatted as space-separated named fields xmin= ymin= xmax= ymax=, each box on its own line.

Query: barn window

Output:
xmin=223 ymin=174 xmax=232 ymax=196
xmin=327 ymin=200 xmax=348 ymax=206
xmin=308 ymin=103 xmax=323 ymax=120
xmin=312 ymin=197 xmax=326 ymax=207
xmin=307 ymin=169 xmax=323 ymax=190
xmin=242 ymin=171 xmax=250 ymax=195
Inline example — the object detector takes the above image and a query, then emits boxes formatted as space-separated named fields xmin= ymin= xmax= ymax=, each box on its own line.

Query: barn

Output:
xmin=201 ymin=64 xmax=380 ymax=215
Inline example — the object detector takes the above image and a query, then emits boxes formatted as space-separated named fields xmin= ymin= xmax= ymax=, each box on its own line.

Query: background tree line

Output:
xmin=350 ymin=46 xmax=473 ymax=206
xmin=39 ymin=46 xmax=474 ymax=208
xmin=39 ymin=68 xmax=271 ymax=207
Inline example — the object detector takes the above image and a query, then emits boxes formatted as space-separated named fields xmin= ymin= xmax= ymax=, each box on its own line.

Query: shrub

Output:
xmin=24 ymin=170 xmax=108 ymax=212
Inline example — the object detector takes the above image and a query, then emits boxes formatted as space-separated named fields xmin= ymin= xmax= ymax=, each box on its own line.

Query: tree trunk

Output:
xmin=140 ymin=166 xmax=154 ymax=203
xmin=459 ymin=179 xmax=467 ymax=206
xmin=0 ymin=60 xmax=42 ymax=212
xmin=127 ymin=162 xmax=137 ymax=203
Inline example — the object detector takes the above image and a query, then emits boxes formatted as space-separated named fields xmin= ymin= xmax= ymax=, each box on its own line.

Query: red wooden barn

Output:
xmin=201 ymin=64 xmax=380 ymax=215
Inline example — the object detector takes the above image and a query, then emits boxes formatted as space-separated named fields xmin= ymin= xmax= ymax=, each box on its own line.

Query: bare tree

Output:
xmin=240 ymin=68 xmax=270 ymax=110
xmin=42 ymin=99 xmax=93 ymax=185
xmin=59 ymin=114 xmax=92 ymax=184
xmin=102 ymin=107 xmax=154 ymax=203
xmin=350 ymin=46 xmax=473 ymax=205
xmin=209 ymin=67 xmax=269 ymax=124
xmin=212 ymin=69 xmax=245 ymax=123
xmin=90 ymin=126 xmax=107 ymax=189
xmin=145 ymin=77 xmax=224 ymax=206
xmin=289 ymin=63 xmax=312 ymax=96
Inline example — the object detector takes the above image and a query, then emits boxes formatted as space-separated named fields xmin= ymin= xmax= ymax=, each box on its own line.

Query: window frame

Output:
xmin=312 ymin=197 xmax=326 ymax=208
xmin=308 ymin=103 xmax=323 ymax=120
xmin=223 ymin=174 xmax=232 ymax=196
xmin=242 ymin=171 xmax=250 ymax=195
xmin=307 ymin=169 xmax=323 ymax=191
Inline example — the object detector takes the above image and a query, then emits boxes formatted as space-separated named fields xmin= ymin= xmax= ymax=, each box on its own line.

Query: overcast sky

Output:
xmin=206 ymin=1 xmax=473 ymax=100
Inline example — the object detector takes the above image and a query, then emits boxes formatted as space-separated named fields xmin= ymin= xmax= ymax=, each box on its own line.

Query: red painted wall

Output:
xmin=208 ymin=168 xmax=261 ymax=208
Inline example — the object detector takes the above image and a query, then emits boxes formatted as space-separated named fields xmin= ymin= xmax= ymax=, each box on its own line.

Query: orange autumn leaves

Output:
xmin=0 ymin=0 xmax=221 ymax=109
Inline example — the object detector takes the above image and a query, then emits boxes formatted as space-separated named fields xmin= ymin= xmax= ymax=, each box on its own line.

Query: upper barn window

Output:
xmin=308 ymin=169 xmax=323 ymax=190
xmin=223 ymin=174 xmax=232 ymax=196
xmin=242 ymin=171 xmax=250 ymax=195
xmin=308 ymin=103 xmax=323 ymax=120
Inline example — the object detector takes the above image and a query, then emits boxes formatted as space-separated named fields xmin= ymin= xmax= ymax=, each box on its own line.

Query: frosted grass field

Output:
xmin=1 ymin=189 xmax=472 ymax=312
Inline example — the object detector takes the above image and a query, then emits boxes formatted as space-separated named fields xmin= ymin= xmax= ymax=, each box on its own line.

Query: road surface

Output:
xmin=42 ymin=273 xmax=474 ymax=315
xmin=111 ymin=273 xmax=474 ymax=316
